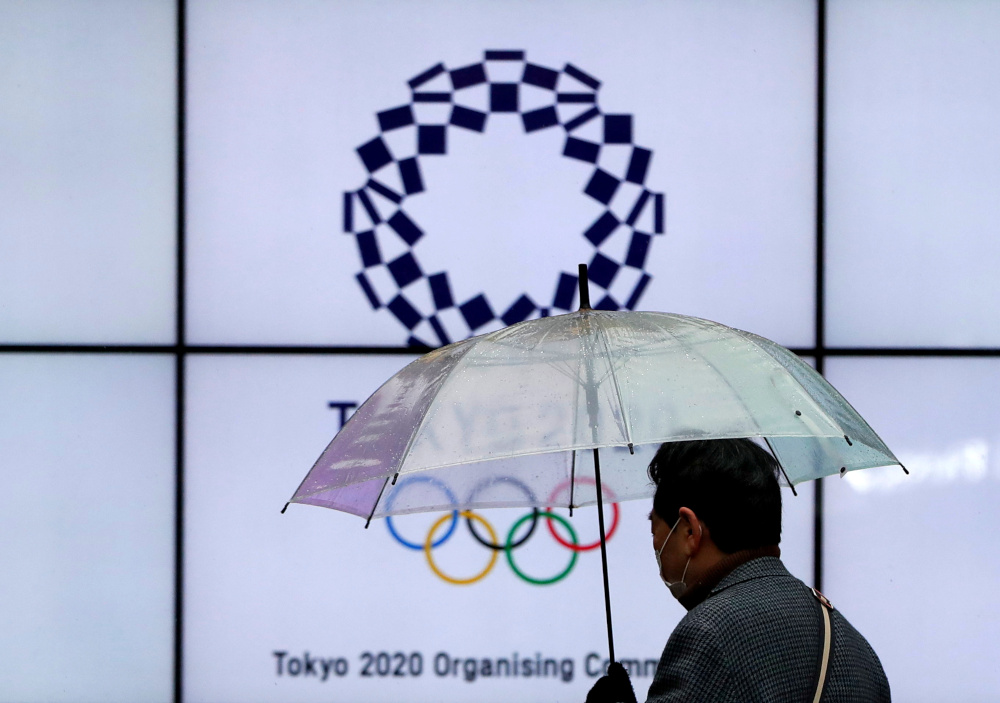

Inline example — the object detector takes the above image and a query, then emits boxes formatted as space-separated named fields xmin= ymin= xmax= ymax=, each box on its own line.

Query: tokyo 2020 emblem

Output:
xmin=343 ymin=50 xmax=665 ymax=346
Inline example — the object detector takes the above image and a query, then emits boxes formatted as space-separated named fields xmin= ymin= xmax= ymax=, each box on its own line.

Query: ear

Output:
xmin=677 ymin=507 xmax=704 ymax=556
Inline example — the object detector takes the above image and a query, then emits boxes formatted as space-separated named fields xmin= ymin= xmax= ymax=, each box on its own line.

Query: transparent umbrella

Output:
xmin=284 ymin=266 xmax=905 ymax=662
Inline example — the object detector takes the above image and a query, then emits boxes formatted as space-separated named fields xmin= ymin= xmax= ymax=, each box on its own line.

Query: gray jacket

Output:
xmin=645 ymin=557 xmax=890 ymax=702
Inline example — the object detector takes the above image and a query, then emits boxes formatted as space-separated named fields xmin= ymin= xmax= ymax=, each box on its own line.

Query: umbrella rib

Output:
xmin=289 ymin=342 xmax=477 ymax=509
xmin=283 ymin=423 xmax=344 ymax=508
xmin=730 ymin=328 xmax=848 ymax=438
xmin=733 ymin=330 xmax=904 ymax=471
xmin=391 ymin=340 xmax=479 ymax=482
xmin=734 ymin=329 xmax=904 ymax=474
xmin=593 ymin=315 xmax=634 ymax=447
xmin=529 ymin=317 xmax=563 ymax=348
xmin=568 ymin=449 xmax=576 ymax=516
xmin=653 ymin=317 xmax=775 ymax=437
xmin=291 ymin=465 xmax=394 ymax=503
xmin=655 ymin=316 xmax=839 ymax=441
xmin=765 ymin=436 xmax=798 ymax=497
xmin=364 ymin=476 xmax=391 ymax=528
xmin=569 ymin=355 xmax=584 ymax=516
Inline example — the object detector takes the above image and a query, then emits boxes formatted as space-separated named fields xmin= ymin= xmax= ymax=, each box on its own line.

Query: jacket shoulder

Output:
xmin=825 ymin=609 xmax=892 ymax=701
xmin=647 ymin=612 xmax=739 ymax=702
xmin=674 ymin=558 xmax=890 ymax=702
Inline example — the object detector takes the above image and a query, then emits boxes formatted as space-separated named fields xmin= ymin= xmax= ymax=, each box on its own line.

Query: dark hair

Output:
xmin=647 ymin=439 xmax=782 ymax=553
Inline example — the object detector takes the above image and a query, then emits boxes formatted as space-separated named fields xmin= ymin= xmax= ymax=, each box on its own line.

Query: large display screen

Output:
xmin=826 ymin=0 xmax=1000 ymax=348
xmin=183 ymin=353 xmax=813 ymax=702
xmin=0 ymin=354 xmax=175 ymax=702
xmin=824 ymin=358 xmax=1000 ymax=702
xmin=185 ymin=0 xmax=818 ymax=348
xmin=0 ymin=0 xmax=176 ymax=345
xmin=4 ymin=2 xmax=1000 ymax=702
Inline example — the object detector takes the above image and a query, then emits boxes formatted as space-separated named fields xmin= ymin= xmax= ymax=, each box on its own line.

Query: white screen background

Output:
xmin=3 ymin=1 xmax=999 ymax=701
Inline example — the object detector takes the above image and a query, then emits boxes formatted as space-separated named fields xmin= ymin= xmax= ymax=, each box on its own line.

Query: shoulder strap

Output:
xmin=811 ymin=588 xmax=833 ymax=703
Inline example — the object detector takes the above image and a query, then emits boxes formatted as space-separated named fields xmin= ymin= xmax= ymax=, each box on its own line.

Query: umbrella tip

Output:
xmin=844 ymin=435 xmax=853 ymax=446
xmin=628 ymin=443 xmax=634 ymax=455
xmin=901 ymin=463 xmax=910 ymax=475
xmin=281 ymin=502 xmax=289 ymax=514
xmin=577 ymin=263 xmax=591 ymax=310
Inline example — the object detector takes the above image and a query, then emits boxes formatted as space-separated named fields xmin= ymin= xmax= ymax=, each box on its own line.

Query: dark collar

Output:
xmin=678 ymin=546 xmax=782 ymax=611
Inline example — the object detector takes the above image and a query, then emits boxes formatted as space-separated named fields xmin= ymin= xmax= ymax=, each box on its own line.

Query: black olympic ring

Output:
xmin=463 ymin=476 xmax=539 ymax=552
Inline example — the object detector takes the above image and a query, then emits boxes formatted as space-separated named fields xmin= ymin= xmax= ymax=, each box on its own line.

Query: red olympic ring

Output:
xmin=544 ymin=477 xmax=620 ymax=551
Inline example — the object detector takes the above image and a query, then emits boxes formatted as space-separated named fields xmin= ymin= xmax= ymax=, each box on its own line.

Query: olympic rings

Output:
xmin=425 ymin=511 xmax=499 ymax=586
xmin=385 ymin=475 xmax=458 ymax=550
xmin=464 ymin=476 xmax=539 ymax=551
xmin=545 ymin=477 xmax=620 ymax=551
xmin=505 ymin=511 xmax=578 ymax=585
xmin=384 ymin=473 xmax=619 ymax=586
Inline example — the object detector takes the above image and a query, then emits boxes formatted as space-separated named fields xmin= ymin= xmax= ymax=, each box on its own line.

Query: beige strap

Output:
xmin=811 ymin=588 xmax=833 ymax=703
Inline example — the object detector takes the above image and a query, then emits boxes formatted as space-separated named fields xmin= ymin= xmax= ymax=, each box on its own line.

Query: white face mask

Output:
xmin=654 ymin=517 xmax=699 ymax=598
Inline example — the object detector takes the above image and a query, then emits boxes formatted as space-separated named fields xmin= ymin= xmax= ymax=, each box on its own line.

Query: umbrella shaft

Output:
xmin=592 ymin=447 xmax=616 ymax=664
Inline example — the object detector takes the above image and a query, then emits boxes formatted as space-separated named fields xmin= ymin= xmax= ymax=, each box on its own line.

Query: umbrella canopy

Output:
xmin=287 ymin=308 xmax=903 ymax=521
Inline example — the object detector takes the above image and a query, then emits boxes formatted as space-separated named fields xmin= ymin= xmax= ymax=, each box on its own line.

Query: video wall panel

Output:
xmin=9 ymin=1 xmax=1000 ymax=701
xmin=824 ymin=357 xmax=1000 ymax=703
xmin=0 ymin=354 xmax=175 ymax=703
xmin=185 ymin=0 xmax=817 ymax=349
xmin=183 ymin=353 xmax=813 ymax=702
xmin=826 ymin=0 xmax=1000 ymax=347
xmin=0 ymin=0 xmax=177 ymax=345
xmin=778 ymin=357 xmax=816 ymax=584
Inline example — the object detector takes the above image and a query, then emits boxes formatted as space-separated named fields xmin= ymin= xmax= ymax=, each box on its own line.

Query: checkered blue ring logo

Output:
xmin=344 ymin=50 xmax=665 ymax=346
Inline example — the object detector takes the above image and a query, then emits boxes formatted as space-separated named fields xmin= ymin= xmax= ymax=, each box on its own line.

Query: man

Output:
xmin=586 ymin=439 xmax=890 ymax=702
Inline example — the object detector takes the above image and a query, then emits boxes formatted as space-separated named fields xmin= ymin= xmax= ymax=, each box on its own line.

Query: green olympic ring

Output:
xmin=504 ymin=510 xmax=579 ymax=586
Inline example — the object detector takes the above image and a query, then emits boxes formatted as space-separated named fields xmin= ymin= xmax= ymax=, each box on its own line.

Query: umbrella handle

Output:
xmin=592 ymin=447 xmax=616 ymax=664
xmin=577 ymin=266 xmax=614 ymax=661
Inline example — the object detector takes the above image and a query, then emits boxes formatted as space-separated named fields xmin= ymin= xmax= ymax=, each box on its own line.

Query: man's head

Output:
xmin=647 ymin=438 xmax=782 ymax=554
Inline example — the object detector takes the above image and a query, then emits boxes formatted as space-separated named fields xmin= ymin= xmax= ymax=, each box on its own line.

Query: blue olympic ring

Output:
xmin=384 ymin=475 xmax=459 ymax=550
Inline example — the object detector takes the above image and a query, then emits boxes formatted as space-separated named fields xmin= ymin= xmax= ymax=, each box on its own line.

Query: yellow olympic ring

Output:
xmin=424 ymin=510 xmax=499 ymax=586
